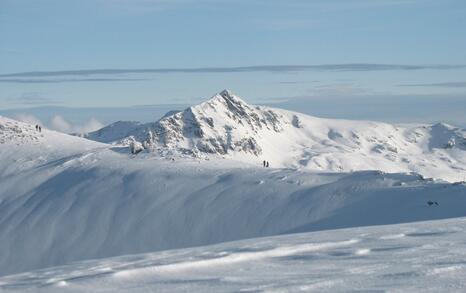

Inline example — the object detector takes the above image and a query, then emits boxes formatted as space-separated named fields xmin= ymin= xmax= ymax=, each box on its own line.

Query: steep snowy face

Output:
xmin=133 ymin=90 xmax=286 ymax=156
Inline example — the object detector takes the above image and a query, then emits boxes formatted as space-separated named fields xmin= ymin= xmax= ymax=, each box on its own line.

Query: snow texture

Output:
xmin=1 ymin=217 xmax=466 ymax=292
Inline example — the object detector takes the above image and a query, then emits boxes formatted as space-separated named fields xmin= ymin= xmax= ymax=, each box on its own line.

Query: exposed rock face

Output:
xmin=130 ymin=90 xmax=285 ymax=156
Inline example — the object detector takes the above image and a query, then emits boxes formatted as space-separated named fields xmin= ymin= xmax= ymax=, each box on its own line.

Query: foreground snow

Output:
xmin=1 ymin=217 xmax=466 ymax=292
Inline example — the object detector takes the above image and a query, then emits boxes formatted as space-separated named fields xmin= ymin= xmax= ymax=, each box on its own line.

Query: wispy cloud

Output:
xmin=0 ymin=78 xmax=149 ymax=84
xmin=1 ymin=64 xmax=465 ymax=80
xmin=14 ymin=113 xmax=104 ymax=134
xmin=399 ymin=81 xmax=466 ymax=88
xmin=279 ymin=80 xmax=320 ymax=84
xmin=49 ymin=115 xmax=104 ymax=134
xmin=309 ymin=83 xmax=374 ymax=96
xmin=14 ymin=113 xmax=43 ymax=126
xmin=7 ymin=92 xmax=60 ymax=105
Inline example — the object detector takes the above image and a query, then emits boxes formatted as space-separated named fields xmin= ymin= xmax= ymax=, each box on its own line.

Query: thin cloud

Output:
xmin=49 ymin=115 xmax=104 ymax=134
xmin=0 ymin=78 xmax=149 ymax=84
xmin=399 ymin=81 xmax=466 ymax=88
xmin=279 ymin=80 xmax=320 ymax=84
xmin=7 ymin=92 xmax=60 ymax=105
xmin=309 ymin=83 xmax=373 ymax=96
xmin=14 ymin=113 xmax=43 ymax=126
xmin=1 ymin=64 xmax=466 ymax=79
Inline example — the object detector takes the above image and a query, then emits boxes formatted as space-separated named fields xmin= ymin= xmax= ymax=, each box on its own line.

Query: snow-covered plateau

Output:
xmin=1 ymin=90 xmax=466 ymax=291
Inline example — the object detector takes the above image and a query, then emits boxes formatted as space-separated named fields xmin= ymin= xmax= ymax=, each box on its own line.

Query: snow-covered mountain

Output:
xmin=1 ymin=114 xmax=466 ymax=277
xmin=89 ymin=89 xmax=466 ymax=182
xmin=129 ymin=89 xmax=284 ymax=156
xmin=1 ymin=89 xmax=466 ymax=283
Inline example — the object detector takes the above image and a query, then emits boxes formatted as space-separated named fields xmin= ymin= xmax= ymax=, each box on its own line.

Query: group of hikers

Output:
xmin=35 ymin=124 xmax=42 ymax=132
xmin=262 ymin=160 xmax=270 ymax=168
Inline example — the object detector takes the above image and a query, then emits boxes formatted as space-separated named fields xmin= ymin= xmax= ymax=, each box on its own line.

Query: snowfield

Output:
xmin=1 ymin=90 xmax=466 ymax=290
xmin=1 ymin=217 xmax=466 ymax=292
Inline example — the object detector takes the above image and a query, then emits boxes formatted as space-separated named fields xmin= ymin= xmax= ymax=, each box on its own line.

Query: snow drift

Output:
xmin=2 ymin=217 xmax=466 ymax=292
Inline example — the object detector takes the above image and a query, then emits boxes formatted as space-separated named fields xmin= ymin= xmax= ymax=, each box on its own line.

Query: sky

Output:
xmin=1 ymin=0 xmax=466 ymax=131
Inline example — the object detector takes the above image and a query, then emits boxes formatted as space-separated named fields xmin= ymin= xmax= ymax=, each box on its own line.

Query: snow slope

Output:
xmin=0 ymin=116 xmax=106 ymax=177
xmin=79 ymin=121 xmax=142 ymax=143
xmin=89 ymin=90 xmax=466 ymax=182
xmin=1 ymin=115 xmax=466 ymax=277
xmin=1 ymin=217 xmax=466 ymax=292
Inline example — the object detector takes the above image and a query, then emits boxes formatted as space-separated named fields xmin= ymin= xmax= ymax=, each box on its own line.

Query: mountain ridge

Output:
xmin=79 ymin=90 xmax=466 ymax=182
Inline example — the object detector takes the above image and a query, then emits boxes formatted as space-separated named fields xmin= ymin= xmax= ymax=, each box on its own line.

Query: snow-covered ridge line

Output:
xmin=0 ymin=116 xmax=44 ymax=145
xmin=83 ymin=89 xmax=466 ymax=182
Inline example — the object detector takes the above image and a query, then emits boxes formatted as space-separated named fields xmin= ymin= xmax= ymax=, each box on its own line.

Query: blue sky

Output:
xmin=1 ymin=0 xmax=466 ymax=129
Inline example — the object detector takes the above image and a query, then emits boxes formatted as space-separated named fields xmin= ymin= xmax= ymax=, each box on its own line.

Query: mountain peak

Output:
xmin=202 ymin=89 xmax=247 ymax=107
xmin=121 ymin=90 xmax=285 ymax=157
xmin=219 ymin=89 xmax=233 ymax=97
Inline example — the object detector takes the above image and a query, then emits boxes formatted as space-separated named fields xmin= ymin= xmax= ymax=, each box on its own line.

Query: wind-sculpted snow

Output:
xmin=1 ymin=116 xmax=466 ymax=276
xmin=1 ymin=218 xmax=466 ymax=292
xmin=83 ymin=90 xmax=466 ymax=182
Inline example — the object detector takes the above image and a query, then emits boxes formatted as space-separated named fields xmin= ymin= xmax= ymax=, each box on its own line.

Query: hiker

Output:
xmin=266 ymin=161 xmax=269 ymax=168
xmin=263 ymin=160 xmax=266 ymax=167
xmin=35 ymin=125 xmax=38 ymax=131
xmin=39 ymin=126 xmax=42 ymax=132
